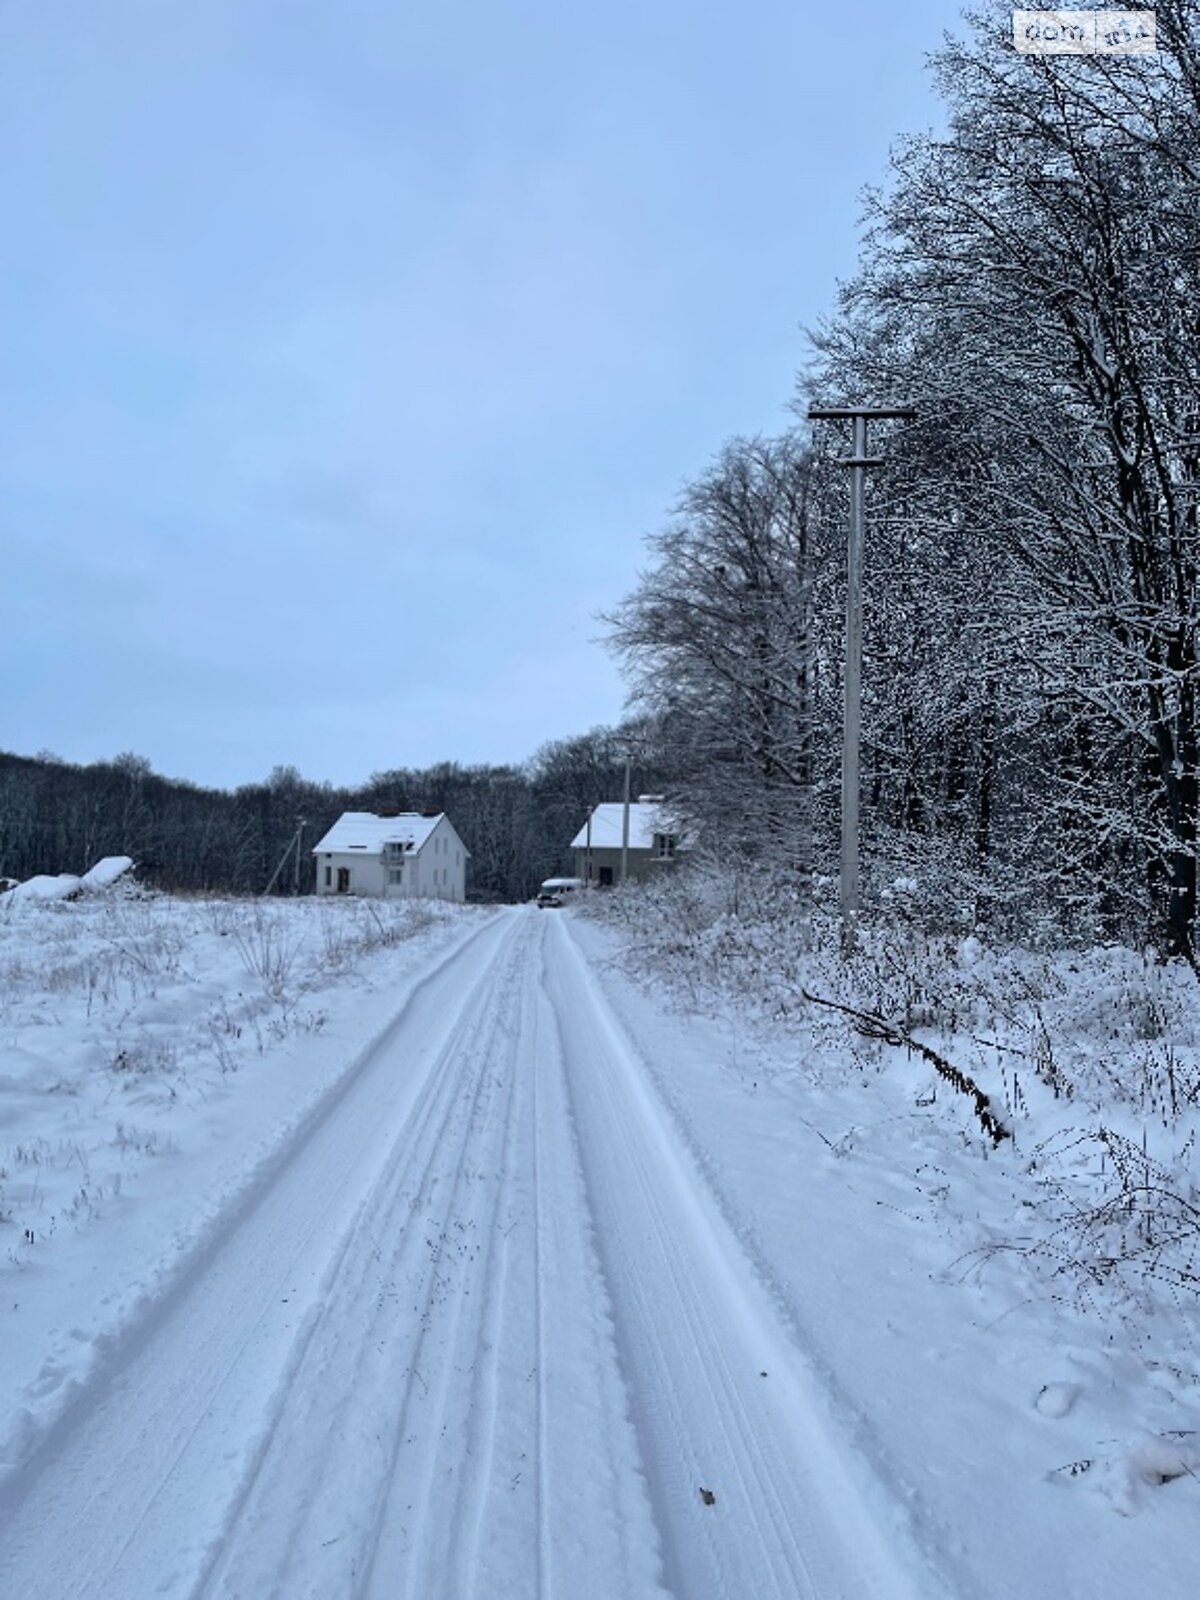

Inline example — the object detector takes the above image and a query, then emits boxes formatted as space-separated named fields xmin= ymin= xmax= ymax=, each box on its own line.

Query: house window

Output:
xmin=388 ymin=868 xmax=403 ymax=885
xmin=324 ymin=866 xmax=331 ymax=888
xmin=654 ymin=833 xmax=677 ymax=860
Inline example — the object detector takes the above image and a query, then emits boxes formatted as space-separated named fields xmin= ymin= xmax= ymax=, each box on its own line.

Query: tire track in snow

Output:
xmin=357 ymin=915 xmax=667 ymax=1600
xmin=374 ymin=950 xmax=524 ymax=1600
xmin=526 ymin=925 xmax=670 ymax=1600
xmin=545 ymin=915 xmax=948 ymax=1600
xmin=194 ymin=910 xmax=666 ymax=1600
xmin=198 ymin=915 xmax=533 ymax=1599
xmin=532 ymin=989 xmax=552 ymax=1600
xmin=434 ymin=1030 xmax=521 ymax=1600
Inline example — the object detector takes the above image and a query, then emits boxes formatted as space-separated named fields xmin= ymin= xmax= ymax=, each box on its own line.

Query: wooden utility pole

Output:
xmin=292 ymin=817 xmax=306 ymax=895
xmin=263 ymin=816 xmax=308 ymax=897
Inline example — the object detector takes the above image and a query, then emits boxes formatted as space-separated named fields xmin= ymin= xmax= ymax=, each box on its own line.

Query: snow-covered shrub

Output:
xmin=229 ymin=906 xmax=302 ymax=1001
xmin=1019 ymin=1126 xmax=1200 ymax=1311
xmin=580 ymin=855 xmax=815 ymax=1015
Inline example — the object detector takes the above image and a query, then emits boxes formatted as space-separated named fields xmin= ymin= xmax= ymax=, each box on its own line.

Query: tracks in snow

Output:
xmin=545 ymin=918 xmax=933 ymax=1600
xmin=0 ymin=909 xmax=937 ymax=1600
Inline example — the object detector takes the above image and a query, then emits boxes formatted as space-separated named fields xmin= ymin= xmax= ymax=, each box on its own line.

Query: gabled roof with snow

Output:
xmin=570 ymin=801 xmax=682 ymax=852
xmin=312 ymin=812 xmax=453 ymax=856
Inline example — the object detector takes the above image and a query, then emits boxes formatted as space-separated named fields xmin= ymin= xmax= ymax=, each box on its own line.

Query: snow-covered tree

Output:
xmin=804 ymin=0 xmax=1200 ymax=952
xmin=607 ymin=435 xmax=838 ymax=865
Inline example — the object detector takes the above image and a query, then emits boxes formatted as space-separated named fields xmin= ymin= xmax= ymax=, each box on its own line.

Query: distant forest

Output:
xmin=0 ymin=732 xmax=670 ymax=903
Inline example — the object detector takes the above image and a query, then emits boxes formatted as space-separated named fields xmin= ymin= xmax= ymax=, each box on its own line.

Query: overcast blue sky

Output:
xmin=2 ymin=0 xmax=966 ymax=789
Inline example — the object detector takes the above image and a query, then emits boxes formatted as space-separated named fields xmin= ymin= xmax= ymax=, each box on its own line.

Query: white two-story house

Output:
xmin=312 ymin=811 xmax=468 ymax=902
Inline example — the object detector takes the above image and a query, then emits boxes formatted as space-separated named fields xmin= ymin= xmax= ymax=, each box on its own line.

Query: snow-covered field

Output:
xmin=2 ymin=882 xmax=1198 ymax=1598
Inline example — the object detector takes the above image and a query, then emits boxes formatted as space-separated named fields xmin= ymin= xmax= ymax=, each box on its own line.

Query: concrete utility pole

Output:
xmin=808 ymin=403 xmax=916 ymax=951
xmin=620 ymin=750 xmax=633 ymax=885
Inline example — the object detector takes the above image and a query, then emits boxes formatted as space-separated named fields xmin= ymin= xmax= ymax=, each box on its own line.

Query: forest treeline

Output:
xmin=0 ymin=734 xmax=668 ymax=903
xmin=609 ymin=1 xmax=1200 ymax=961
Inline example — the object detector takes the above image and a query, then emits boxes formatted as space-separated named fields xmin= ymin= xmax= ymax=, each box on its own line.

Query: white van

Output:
xmin=536 ymin=877 xmax=584 ymax=908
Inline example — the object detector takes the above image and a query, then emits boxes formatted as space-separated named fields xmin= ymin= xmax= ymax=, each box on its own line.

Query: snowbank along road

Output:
xmin=0 ymin=908 xmax=941 ymax=1599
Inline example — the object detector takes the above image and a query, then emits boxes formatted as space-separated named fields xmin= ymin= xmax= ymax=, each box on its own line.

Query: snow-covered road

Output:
xmin=0 ymin=909 xmax=933 ymax=1600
